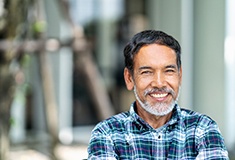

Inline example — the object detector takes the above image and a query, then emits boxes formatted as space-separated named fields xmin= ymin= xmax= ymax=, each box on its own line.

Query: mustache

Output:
xmin=144 ymin=87 xmax=175 ymax=97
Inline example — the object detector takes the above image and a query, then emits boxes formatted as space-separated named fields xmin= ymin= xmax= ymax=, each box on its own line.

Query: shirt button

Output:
xmin=157 ymin=133 xmax=162 ymax=140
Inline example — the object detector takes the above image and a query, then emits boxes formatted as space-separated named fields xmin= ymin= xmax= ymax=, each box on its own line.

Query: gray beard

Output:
xmin=133 ymin=86 xmax=180 ymax=116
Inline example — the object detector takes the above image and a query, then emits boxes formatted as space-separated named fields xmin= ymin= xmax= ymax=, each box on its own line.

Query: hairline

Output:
xmin=128 ymin=43 xmax=181 ymax=75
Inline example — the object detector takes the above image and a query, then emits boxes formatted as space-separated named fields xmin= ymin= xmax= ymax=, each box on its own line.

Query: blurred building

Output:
xmin=9 ymin=0 xmax=235 ymax=158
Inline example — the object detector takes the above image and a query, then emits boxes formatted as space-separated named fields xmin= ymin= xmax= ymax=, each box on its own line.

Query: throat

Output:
xmin=149 ymin=114 xmax=172 ymax=129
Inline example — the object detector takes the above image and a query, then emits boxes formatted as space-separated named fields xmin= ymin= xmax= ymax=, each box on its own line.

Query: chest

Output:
xmin=112 ymin=129 xmax=198 ymax=159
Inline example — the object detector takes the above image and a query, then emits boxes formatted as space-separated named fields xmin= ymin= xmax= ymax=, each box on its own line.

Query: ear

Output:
xmin=124 ymin=68 xmax=134 ymax=90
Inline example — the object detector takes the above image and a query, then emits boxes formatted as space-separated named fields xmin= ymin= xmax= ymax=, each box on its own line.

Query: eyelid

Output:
xmin=166 ymin=68 xmax=176 ymax=71
xmin=166 ymin=68 xmax=177 ymax=73
xmin=166 ymin=65 xmax=177 ymax=71
xmin=138 ymin=66 xmax=152 ymax=72
xmin=140 ymin=70 xmax=152 ymax=74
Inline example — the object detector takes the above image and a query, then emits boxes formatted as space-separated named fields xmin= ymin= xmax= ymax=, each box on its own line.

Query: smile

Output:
xmin=150 ymin=93 xmax=168 ymax=98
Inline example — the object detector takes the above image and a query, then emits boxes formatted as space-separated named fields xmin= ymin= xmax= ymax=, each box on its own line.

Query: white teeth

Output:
xmin=151 ymin=93 xmax=168 ymax=98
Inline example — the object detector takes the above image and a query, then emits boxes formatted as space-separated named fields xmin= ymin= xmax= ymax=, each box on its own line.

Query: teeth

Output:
xmin=151 ymin=93 xmax=168 ymax=98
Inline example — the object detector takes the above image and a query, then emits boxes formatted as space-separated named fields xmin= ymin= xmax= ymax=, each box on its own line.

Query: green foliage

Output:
xmin=33 ymin=21 xmax=46 ymax=33
xmin=32 ymin=21 xmax=47 ymax=38
xmin=9 ymin=117 xmax=15 ymax=127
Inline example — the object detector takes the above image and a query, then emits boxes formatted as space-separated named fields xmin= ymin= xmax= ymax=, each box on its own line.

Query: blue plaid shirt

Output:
xmin=88 ymin=102 xmax=228 ymax=159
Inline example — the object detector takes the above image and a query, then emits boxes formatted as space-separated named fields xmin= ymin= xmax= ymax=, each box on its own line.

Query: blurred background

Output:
xmin=0 ymin=0 xmax=235 ymax=159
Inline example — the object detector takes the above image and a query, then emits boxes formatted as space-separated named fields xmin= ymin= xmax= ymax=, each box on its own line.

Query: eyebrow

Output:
xmin=138 ymin=66 xmax=152 ymax=70
xmin=165 ymin=64 xmax=177 ymax=69
xmin=139 ymin=65 xmax=177 ymax=70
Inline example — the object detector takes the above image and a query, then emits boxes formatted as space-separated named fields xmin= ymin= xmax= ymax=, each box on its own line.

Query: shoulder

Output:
xmin=179 ymin=108 xmax=224 ymax=146
xmin=179 ymin=109 xmax=228 ymax=157
xmin=91 ymin=111 xmax=131 ymax=135
xmin=180 ymin=108 xmax=217 ymax=130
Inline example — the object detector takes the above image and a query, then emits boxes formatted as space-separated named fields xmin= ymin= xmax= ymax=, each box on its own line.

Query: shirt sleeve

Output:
xmin=196 ymin=120 xmax=229 ymax=160
xmin=88 ymin=127 xmax=117 ymax=160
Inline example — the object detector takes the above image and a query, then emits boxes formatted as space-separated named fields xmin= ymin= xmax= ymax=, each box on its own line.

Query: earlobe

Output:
xmin=124 ymin=68 xmax=134 ymax=90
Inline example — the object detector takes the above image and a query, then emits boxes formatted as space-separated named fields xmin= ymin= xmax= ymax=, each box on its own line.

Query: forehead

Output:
xmin=134 ymin=44 xmax=177 ymax=67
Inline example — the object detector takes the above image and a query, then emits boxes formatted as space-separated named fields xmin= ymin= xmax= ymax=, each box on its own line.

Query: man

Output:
xmin=88 ymin=30 xmax=228 ymax=159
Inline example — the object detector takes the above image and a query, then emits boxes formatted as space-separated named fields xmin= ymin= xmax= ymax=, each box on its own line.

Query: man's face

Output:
xmin=124 ymin=44 xmax=182 ymax=116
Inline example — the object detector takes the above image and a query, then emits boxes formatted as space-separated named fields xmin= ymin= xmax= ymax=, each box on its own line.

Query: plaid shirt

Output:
xmin=88 ymin=102 xmax=228 ymax=159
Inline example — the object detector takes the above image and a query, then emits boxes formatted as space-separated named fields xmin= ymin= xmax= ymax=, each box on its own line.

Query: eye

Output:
xmin=166 ymin=69 xmax=175 ymax=73
xmin=165 ymin=65 xmax=177 ymax=74
xmin=141 ymin=70 xmax=152 ymax=75
xmin=165 ymin=69 xmax=176 ymax=75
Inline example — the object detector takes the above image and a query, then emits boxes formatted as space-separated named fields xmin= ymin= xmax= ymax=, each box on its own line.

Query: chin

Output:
xmin=146 ymin=103 xmax=175 ymax=116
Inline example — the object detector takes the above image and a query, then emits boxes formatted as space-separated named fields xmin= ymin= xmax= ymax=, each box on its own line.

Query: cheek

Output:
xmin=168 ymin=77 xmax=180 ymax=85
xmin=135 ymin=76 xmax=153 ymax=89
xmin=167 ymin=77 xmax=181 ymax=92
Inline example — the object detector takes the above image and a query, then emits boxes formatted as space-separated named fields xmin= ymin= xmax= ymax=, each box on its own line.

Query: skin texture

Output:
xmin=124 ymin=44 xmax=182 ymax=129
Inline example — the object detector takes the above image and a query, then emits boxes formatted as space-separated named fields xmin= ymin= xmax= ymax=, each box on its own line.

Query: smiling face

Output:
xmin=124 ymin=44 xmax=182 ymax=116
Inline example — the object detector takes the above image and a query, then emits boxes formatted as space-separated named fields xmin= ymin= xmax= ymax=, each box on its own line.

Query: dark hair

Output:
xmin=123 ymin=30 xmax=181 ymax=73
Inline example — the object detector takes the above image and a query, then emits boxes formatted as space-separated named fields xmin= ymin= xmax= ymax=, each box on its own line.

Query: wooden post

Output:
xmin=38 ymin=51 xmax=59 ymax=159
xmin=74 ymin=46 xmax=115 ymax=120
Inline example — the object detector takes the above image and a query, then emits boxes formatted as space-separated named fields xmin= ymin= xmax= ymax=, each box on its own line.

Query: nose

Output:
xmin=151 ymin=72 xmax=166 ymax=88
